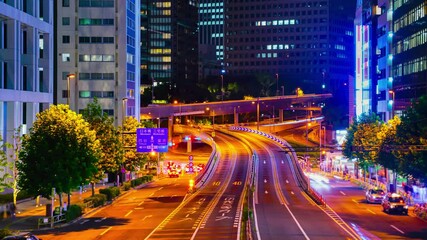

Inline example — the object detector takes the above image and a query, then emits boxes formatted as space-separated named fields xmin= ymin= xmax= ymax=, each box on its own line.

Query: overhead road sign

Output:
xmin=136 ymin=128 xmax=168 ymax=152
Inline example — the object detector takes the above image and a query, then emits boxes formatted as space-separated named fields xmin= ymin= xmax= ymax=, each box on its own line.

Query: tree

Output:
xmin=255 ymin=73 xmax=276 ymax=97
xmin=0 ymin=136 xmax=12 ymax=193
xmin=17 ymin=104 xmax=100 ymax=207
xmin=82 ymin=98 xmax=123 ymax=196
xmin=394 ymin=95 xmax=427 ymax=182
xmin=342 ymin=112 xmax=382 ymax=179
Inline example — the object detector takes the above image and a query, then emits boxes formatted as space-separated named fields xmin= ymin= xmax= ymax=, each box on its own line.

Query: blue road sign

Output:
xmin=136 ymin=128 xmax=168 ymax=152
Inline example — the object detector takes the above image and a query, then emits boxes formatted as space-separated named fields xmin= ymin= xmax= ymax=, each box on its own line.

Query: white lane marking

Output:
xmin=134 ymin=207 xmax=144 ymax=210
xmin=142 ymin=215 xmax=152 ymax=221
xmin=281 ymin=160 xmax=284 ymax=164
xmin=367 ymin=209 xmax=376 ymax=215
xmin=283 ymin=202 xmax=310 ymax=239
xmin=265 ymin=190 xmax=268 ymax=194
xmin=158 ymin=187 xmax=164 ymax=191
xmin=80 ymin=219 xmax=89 ymax=225
xmin=138 ymin=201 xmax=144 ymax=206
xmin=285 ymin=180 xmax=289 ymax=184
xmin=264 ymin=179 xmax=267 ymax=183
xmin=263 ymin=160 xmax=266 ymax=164
xmin=290 ymin=191 xmax=295 ymax=195
xmin=95 ymin=217 xmax=107 ymax=222
xmin=149 ymin=193 xmax=154 ymax=197
xmin=391 ymin=225 xmax=405 ymax=234
xmin=340 ymin=191 xmax=346 ymax=196
xmin=100 ymin=227 xmax=112 ymax=236
xmin=352 ymin=199 xmax=359 ymax=204
xmin=125 ymin=210 xmax=133 ymax=217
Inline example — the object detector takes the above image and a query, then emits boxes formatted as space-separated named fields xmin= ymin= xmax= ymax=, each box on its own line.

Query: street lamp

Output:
xmin=66 ymin=73 xmax=75 ymax=105
xmin=221 ymin=74 xmax=224 ymax=102
xmin=281 ymin=85 xmax=284 ymax=96
xmin=389 ymin=90 xmax=395 ymax=119
xmin=122 ymin=98 xmax=128 ymax=125
xmin=275 ymin=73 xmax=279 ymax=96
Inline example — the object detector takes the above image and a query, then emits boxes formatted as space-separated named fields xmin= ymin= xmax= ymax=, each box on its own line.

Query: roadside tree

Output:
xmin=343 ymin=112 xmax=382 ymax=180
xmin=17 ymin=105 xmax=100 ymax=207
xmin=82 ymin=98 xmax=123 ymax=196
xmin=395 ymin=95 xmax=427 ymax=182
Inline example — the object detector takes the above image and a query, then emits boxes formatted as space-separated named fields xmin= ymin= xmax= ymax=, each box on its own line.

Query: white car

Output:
xmin=366 ymin=189 xmax=385 ymax=204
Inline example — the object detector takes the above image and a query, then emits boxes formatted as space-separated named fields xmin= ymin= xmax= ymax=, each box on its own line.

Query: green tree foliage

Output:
xmin=377 ymin=116 xmax=402 ymax=173
xmin=82 ymin=98 xmax=123 ymax=176
xmin=17 ymin=105 xmax=100 ymax=200
xmin=342 ymin=113 xmax=382 ymax=177
xmin=394 ymin=95 xmax=427 ymax=181
xmin=0 ymin=136 xmax=11 ymax=192
xmin=82 ymin=98 xmax=123 ymax=195
xmin=255 ymin=73 xmax=276 ymax=97
xmin=121 ymin=116 xmax=149 ymax=172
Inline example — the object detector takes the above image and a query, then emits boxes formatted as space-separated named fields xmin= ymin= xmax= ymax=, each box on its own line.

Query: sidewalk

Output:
xmin=0 ymin=134 xmax=213 ymax=233
xmin=0 ymin=183 xmax=111 ymax=232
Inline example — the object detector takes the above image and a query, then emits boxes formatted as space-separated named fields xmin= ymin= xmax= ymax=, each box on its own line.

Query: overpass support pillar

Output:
xmin=279 ymin=109 xmax=284 ymax=122
xmin=234 ymin=107 xmax=239 ymax=126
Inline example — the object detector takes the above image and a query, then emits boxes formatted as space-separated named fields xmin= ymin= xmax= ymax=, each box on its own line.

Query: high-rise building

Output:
xmin=140 ymin=0 xmax=198 ymax=104
xmin=0 ymin=0 xmax=54 ymax=150
xmin=392 ymin=0 xmax=427 ymax=112
xmin=199 ymin=0 xmax=225 ymax=78
xmin=55 ymin=0 xmax=140 ymax=125
xmin=354 ymin=0 xmax=426 ymax=121
xmin=223 ymin=0 xmax=356 ymax=128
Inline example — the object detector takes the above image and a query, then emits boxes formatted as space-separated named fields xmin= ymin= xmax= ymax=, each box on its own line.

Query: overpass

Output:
xmin=140 ymin=93 xmax=331 ymax=122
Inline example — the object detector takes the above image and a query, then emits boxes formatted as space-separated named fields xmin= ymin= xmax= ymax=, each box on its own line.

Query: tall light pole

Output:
xmin=389 ymin=90 xmax=395 ymax=119
xmin=221 ymin=74 xmax=224 ymax=102
xmin=66 ymin=73 xmax=75 ymax=106
xmin=281 ymin=85 xmax=284 ymax=96
xmin=275 ymin=73 xmax=279 ymax=96
xmin=156 ymin=117 xmax=161 ymax=176
xmin=122 ymin=98 xmax=128 ymax=125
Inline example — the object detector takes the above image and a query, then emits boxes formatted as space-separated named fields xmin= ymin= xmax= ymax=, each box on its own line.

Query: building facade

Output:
xmin=354 ymin=0 xmax=426 ymax=121
xmin=55 ymin=0 xmax=140 ymax=126
xmin=223 ymin=0 xmax=356 ymax=129
xmin=0 ymin=0 xmax=54 ymax=156
xmin=198 ymin=0 xmax=225 ymax=79
xmin=392 ymin=0 xmax=427 ymax=112
xmin=140 ymin=0 xmax=198 ymax=104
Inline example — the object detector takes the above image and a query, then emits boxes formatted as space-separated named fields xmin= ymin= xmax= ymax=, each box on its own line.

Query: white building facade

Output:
xmin=56 ymin=0 xmax=140 ymax=126
xmin=0 ymin=1 xmax=54 ymax=151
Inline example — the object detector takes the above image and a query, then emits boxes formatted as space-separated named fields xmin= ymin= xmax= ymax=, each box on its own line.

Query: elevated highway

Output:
xmin=140 ymin=93 xmax=331 ymax=120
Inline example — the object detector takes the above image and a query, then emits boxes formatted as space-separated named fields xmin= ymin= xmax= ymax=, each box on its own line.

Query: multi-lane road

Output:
xmin=34 ymin=129 xmax=427 ymax=239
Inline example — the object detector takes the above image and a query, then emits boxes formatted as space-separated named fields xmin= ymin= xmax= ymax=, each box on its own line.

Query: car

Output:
xmin=3 ymin=233 xmax=40 ymax=240
xmin=366 ymin=189 xmax=385 ymax=204
xmin=381 ymin=193 xmax=408 ymax=215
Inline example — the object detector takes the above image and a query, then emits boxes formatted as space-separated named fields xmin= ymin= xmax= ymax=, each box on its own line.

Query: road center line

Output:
xmin=340 ymin=191 xmax=346 ymax=196
xmin=100 ymin=227 xmax=112 ymax=236
xmin=390 ymin=225 xmax=405 ymax=234
xmin=125 ymin=210 xmax=133 ymax=217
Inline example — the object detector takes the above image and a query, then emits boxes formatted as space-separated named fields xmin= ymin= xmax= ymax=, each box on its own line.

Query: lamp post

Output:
xmin=281 ymin=85 xmax=284 ymax=96
xmin=66 ymin=73 xmax=75 ymax=106
xmin=156 ymin=117 xmax=161 ymax=176
xmin=221 ymin=74 xmax=224 ymax=102
xmin=275 ymin=73 xmax=279 ymax=96
xmin=120 ymin=97 xmax=128 ymax=185
xmin=122 ymin=98 xmax=128 ymax=125
xmin=389 ymin=90 xmax=395 ymax=119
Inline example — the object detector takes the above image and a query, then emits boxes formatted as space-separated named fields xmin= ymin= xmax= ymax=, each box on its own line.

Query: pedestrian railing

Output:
xmin=37 ymin=214 xmax=66 ymax=229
